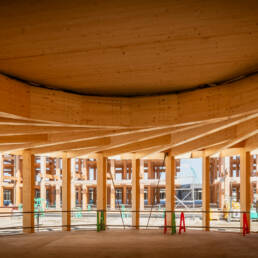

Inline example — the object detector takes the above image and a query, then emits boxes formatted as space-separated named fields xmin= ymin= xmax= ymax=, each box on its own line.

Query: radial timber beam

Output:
xmin=169 ymin=118 xmax=258 ymax=156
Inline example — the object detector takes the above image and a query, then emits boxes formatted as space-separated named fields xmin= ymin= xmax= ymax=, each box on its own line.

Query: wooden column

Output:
xmin=202 ymin=155 xmax=210 ymax=231
xmin=56 ymin=158 xmax=61 ymax=209
xmin=123 ymin=186 xmax=127 ymax=204
xmin=82 ymin=159 xmax=88 ymax=210
xmin=148 ymin=186 xmax=152 ymax=205
xmin=71 ymin=158 xmax=76 ymax=209
xmin=110 ymin=159 xmax=116 ymax=209
xmin=240 ymin=149 xmax=251 ymax=231
xmin=0 ymin=155 xmax=4 ymax=207
xmin=123 ymin=160 xmax=127 ymax=180
xmin=83 ymin=159 xmax=88 ymax=180
xmin=224 ymin=157 xmax=230 ymax=208
xmin=148 ymin=161 xmax=152 ymax=179
xmin=78 ymin=186 xmax=82 ymax=206
xmin=62 ymin=154 xmax=71 ymax=231
xmin=219 ymin=157 xmax=225 ymax=210
xmin=96 ymin=154 xmax=107 ymax=224
xmin=165 ymin=155 xmax=175 ymax=226
xmin=56 ymin=186 xmax=61 ymax=209
xmin=22 ymin=151 xmax=35 ymax=233
xmin=14 ymin=156 xmax=21 ymax=206
xmin=40 ymin=156 xmax=46 ymax=210
xmin=132 ymin=157 xmax=140 ymax=229
xmin=140 ymin=160 xmax=145 ymax=211
xmin=49 ymin=186 xmax=54 ymax=206
xmin=256 ymin=155 xmax=258 ymax=195
xmin=82 ymin=185 xmax=88 ymax=210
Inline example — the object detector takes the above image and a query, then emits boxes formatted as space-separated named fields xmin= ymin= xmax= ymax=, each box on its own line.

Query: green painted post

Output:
xmin=171 ymin=212 xmax=176 ymax=235
xmin=101 ymin=210 xmax=105 ymax=230
xmin=97 ymin=211 xmax=100 ymax=232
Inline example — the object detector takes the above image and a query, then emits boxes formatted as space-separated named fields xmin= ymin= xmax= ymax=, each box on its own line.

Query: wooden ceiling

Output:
xmin=0 ymin=1 xmax=257 ymax=158
xmin=0 ymin=0 xmax=258 ymax=96
xmin=0 ymin=73 xmax=257 ymax=158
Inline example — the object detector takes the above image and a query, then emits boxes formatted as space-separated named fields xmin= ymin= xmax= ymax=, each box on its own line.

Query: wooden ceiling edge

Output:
xmin=0 ymin=73 xmax=257 ymax=127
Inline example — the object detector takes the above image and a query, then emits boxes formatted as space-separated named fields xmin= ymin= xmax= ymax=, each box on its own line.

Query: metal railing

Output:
xmin=0 ymin=209 xmax=257 ymax=235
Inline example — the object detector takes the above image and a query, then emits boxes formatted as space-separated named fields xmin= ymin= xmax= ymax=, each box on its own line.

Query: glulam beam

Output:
xmin=0 ymin=73 xmax=257 ymax=128
xmin=103 ymin=135 xmax=171 ymax=157
xmin=169 ymin=118 xmax=257 ymax=156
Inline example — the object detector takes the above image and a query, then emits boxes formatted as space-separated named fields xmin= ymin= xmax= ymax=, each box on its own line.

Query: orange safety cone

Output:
xmin=243 ymin=212 xmax=249 ymax=236
xmin=164 ymin=211 xmax=167 ymax=234
xmin=179 ymin=212 xmax=186 ymax=234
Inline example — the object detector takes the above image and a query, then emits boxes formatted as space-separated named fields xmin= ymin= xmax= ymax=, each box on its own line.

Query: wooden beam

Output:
xmin=244 ymin=133 xmax=258 ymax=151
xmin=0 ymin=125 xmax=104 ymax=136
xmin=30 ymin=137 xmax=111 ymax=154
xmin=62 ymin=153 xmax=71 ymax=231
xmin=0 ymin=117 xmax=56 ymax=126
xmin=11 ymin=127 xmax=177 ymax=155
xmin=169 ymin=118 xmax=258 ymax=156
xmin=217 ymin=118 xmax=258 ymax=150
xmin=0 ymin=134 xmax=48 ymax=144
xmin=66 ymin=123 xmax=211 ymax=157
xmin=219 ymin=148 xmax=243 ymax=157
xmin=0 ymin=73 xmax=257 ymax=127
xmin=103 ymin=135 xmax=171 ymax=157
xmin=22 ymin=151 xmax=35 ymax=233
xmin=131 ymin=114 xmax=258 ymax=156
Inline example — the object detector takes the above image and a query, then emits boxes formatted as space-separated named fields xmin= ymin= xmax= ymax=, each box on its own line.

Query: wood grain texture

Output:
xmin=0 ymin=0 xmax=258 ymax=96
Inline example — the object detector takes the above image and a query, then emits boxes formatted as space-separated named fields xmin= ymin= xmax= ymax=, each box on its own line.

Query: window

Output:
xmin=115 ymin=173 xmax=122 ymax=181
xmin=4 ymin=190 xmax=11 ymax=201
xmin=89 ymin=168 xmax=95 ymax=180
xmin=89 ymin=188 xmax=94 ymax=204
xmin=4 ymin=189 xmax=12 ymax=206
xmin=144 ymin=189 xmax=148 ymax=200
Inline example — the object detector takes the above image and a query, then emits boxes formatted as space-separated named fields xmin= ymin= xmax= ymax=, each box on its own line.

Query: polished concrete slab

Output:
xmin=0 ymin=230 xmax=257 ymax=258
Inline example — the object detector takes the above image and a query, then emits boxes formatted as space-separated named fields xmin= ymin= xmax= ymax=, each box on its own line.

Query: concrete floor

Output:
xmin=0 ymin=230 xmax=257 ymax=258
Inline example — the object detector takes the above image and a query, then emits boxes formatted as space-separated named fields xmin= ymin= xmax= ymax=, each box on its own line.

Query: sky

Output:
xmin=178 ymin=158 xmax=202 ymax=184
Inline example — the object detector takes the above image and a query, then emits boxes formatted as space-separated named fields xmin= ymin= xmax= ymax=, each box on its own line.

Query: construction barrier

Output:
xmin=179 ymin=212 xmax=186 ymax=234
xmin=242 ymin=212 xmax=249 ymax=236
